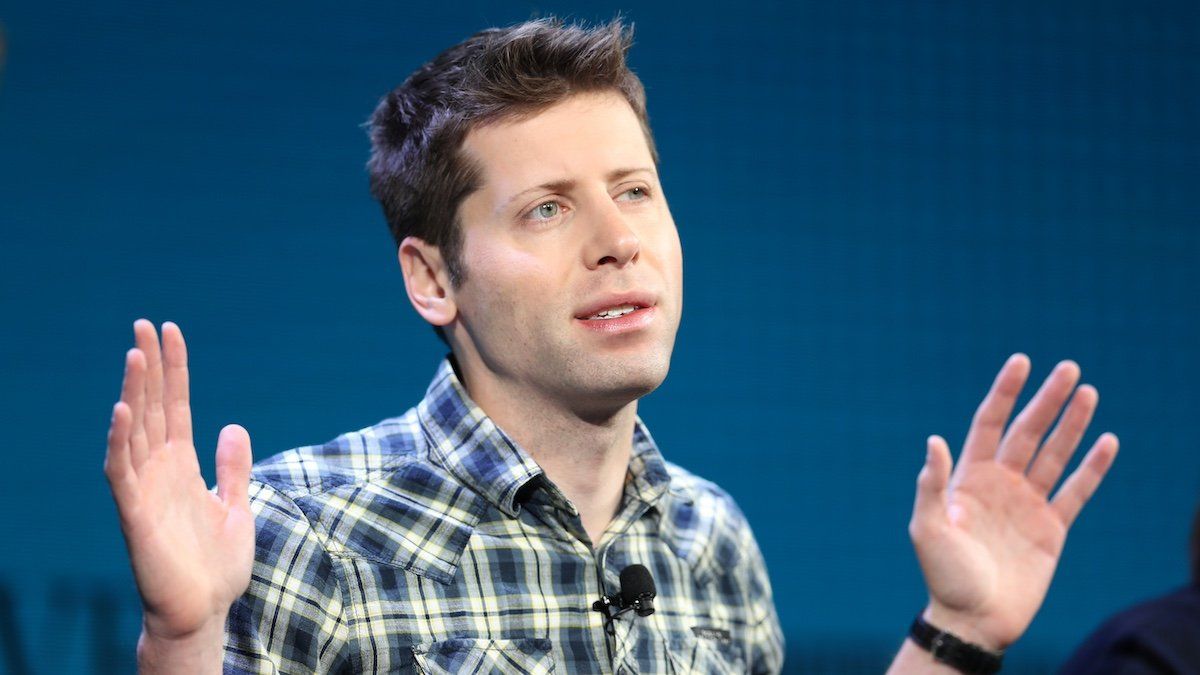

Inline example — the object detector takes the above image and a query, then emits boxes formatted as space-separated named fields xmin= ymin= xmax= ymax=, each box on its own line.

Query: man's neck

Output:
xmin=453 ymin=359 xmax=635 ymax=547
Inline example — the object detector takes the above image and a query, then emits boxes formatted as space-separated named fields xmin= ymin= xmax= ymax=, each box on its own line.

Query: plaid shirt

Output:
xmin=223 ymin=359 xmax=784 ymax=673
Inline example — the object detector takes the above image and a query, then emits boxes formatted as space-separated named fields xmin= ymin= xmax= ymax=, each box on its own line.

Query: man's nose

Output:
xmin=584 ymin=199 xmax=640 ymax=269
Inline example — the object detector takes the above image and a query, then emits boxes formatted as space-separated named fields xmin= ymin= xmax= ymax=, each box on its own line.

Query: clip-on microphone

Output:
xmin=592 ymin=564 xmax=656 ymax=635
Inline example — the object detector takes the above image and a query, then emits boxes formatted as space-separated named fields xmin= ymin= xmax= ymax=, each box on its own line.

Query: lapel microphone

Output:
xmin=592 ymin=564 xmax=656 ymax=634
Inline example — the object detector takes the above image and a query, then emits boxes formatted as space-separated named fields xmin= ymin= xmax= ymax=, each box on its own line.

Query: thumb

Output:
xmin=911 ymin=435 xmax=953 ymax=532
xmin=215 ymin=424 xmax=253 ymax=506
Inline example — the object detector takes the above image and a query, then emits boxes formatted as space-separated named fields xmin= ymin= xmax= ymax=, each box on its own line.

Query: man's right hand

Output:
xmin=104 ymin=319 xmax=254 ymax=671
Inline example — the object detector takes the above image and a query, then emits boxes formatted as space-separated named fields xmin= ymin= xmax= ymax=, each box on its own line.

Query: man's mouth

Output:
xmin=573 ymin=293 xmax=658 ymax=336
xmin=585 ymin=304 xmax=640 ymax=320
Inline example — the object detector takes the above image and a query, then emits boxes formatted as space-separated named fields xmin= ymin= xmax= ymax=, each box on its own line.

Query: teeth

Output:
xmin=587 ymin=304 xmax=638 ymax=320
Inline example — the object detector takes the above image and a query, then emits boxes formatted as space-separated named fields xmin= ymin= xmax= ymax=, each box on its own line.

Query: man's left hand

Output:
xmin=908 ymin=354 xmax=1119 ymax=651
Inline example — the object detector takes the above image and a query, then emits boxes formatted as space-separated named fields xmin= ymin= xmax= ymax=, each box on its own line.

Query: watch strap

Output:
xmin=909 ymin=613 xmax=1003 ymax=674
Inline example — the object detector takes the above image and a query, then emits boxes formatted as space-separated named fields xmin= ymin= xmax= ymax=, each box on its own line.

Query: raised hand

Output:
xmin=908 ymin=354 xmax=1119 ymax=651
xmin=104 ymin=320 xmax=255 ymax=656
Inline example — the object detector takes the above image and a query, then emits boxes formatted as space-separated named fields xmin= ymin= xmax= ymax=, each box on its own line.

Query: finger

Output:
xmin=105 ymin=402 xmax=143 ymax=519
xmin=104 ymin=401 xmax=136 ymax=497
xmin=161 ymin=321 xmax=193 ymax=445
xmin=1026 ymin=384 xmax=1098 ymax=495
xmin=133 ymin=319 xmax=167 ymax=449
xmin=961 ymin=353 xmax=1031 ymax=463
xmin=215 ymin=424 xmax=253 ymax=506
xmin=1051 ymin=432 xmax=1119 ymax=527
xmin=120 ymin=347 xmax=149 ymax=472
xmin=996 ymin=360 xmax=1081 ymax=472
xmin=910 ymin=435 xmax=953 ymax=539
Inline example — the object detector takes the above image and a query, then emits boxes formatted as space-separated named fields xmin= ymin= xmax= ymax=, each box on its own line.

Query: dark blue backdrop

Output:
xmin=1 ymin=1 xmax=1197 ymax=672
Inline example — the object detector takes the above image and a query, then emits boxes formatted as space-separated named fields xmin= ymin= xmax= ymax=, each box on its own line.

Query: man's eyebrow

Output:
xmin=497 ymin=166 xmax=656 ymax=214
xmin=605 ymin=166 xmax=656 ymax=183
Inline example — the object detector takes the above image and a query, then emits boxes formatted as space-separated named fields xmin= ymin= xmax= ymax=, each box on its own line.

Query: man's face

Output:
xmin=449 ymin=90 xmax=682 ymax=415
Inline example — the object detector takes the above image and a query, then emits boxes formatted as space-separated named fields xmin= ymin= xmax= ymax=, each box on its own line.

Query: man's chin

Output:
xmin=562 ymin=358 xmax=670 ymax=415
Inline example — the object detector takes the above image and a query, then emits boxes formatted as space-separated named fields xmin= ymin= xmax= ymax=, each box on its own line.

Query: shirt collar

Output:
xmin=417 ymin=358 xmax=543 ymax=518
xmin=416 ymin=357 xmax=674 ymax=518
xmin=627 ymin=419 xmax=673 ymax=508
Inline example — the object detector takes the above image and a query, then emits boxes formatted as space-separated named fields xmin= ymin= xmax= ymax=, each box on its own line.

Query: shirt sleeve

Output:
xmin=222 ymin=480 xmax=357 ymax=674
xmin=740 ymin=516 xmax=786 ymax=674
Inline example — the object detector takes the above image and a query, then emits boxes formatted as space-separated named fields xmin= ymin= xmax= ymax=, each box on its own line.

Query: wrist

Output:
xmin=922 ymin=604 xmax=1006 ymax=652
xmin=910 ymin=610 xmax=1004 ymax=675
xmin=137 ymin=613 xmax=227 ymax=674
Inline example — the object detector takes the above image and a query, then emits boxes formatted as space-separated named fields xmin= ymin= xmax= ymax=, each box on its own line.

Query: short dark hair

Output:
xmin=367 ymin=18 xmax=658 ymax=339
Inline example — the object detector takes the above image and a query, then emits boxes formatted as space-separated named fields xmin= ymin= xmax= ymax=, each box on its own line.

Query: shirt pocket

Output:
xmin=412 ymin=637 xmax=555 ymax=674
xmin=664 ymin=630 xmax=746 ymax=675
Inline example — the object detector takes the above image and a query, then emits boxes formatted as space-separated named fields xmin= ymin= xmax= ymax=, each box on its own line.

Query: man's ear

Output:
xmin=398 ymin=236 xmax=457 ymax=328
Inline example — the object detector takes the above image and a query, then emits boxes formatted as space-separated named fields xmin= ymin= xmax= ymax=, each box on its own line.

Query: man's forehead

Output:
xmin=460 ymin=91 xmax=656 ymax=201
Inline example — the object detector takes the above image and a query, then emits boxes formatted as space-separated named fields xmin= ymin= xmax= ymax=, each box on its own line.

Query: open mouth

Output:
xmin=573 ymin=293 xmax=657 ymax=333
xmin=584 ymin=303 xmax=642 ymax=320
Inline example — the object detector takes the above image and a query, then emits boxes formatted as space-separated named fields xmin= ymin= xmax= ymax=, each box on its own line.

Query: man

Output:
xmin=104 ymin=18 xmax=1119 ymax=674
xmin=1059 ymin=507 xmax=1200 ymax=673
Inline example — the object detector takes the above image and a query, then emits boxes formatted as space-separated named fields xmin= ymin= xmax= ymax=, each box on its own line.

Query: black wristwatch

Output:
xmin=909 ymin=613 xmax=1004 ymax=674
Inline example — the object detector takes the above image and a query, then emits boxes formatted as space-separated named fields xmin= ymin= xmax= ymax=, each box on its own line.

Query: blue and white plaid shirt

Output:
xmin=223 ymin=358 xmax=784 ymax=673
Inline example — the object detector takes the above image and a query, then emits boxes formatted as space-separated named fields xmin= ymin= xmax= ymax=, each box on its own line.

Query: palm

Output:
xmin=930 ymin=463 xmax=1065 ymax=639
xmin=909 ymin=355 xmax=1118 ymax=649
xmin=120 ymin=438 xmax=254 ymax=636
xmin=105 ymin=321 xmax=255 ymax=639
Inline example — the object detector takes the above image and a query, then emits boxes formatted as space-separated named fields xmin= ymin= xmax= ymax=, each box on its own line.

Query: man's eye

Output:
xmin=531 ymin=201 xmax=560 ymax=220
xmin=617 ymin=186 xmax=649 ymax=201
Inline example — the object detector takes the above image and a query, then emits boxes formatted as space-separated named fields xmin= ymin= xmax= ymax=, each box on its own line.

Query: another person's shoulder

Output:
xmin=1060 ymin=584 xmax=1200 ymax=674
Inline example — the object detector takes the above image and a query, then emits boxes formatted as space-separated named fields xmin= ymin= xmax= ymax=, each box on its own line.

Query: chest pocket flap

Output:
xmin=412 ymin=637 xmax=555 ymax=674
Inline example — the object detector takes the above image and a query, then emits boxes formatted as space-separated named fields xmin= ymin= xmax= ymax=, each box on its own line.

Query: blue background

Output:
xmin=1 ymin=1 xmax=1197 ymax=672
